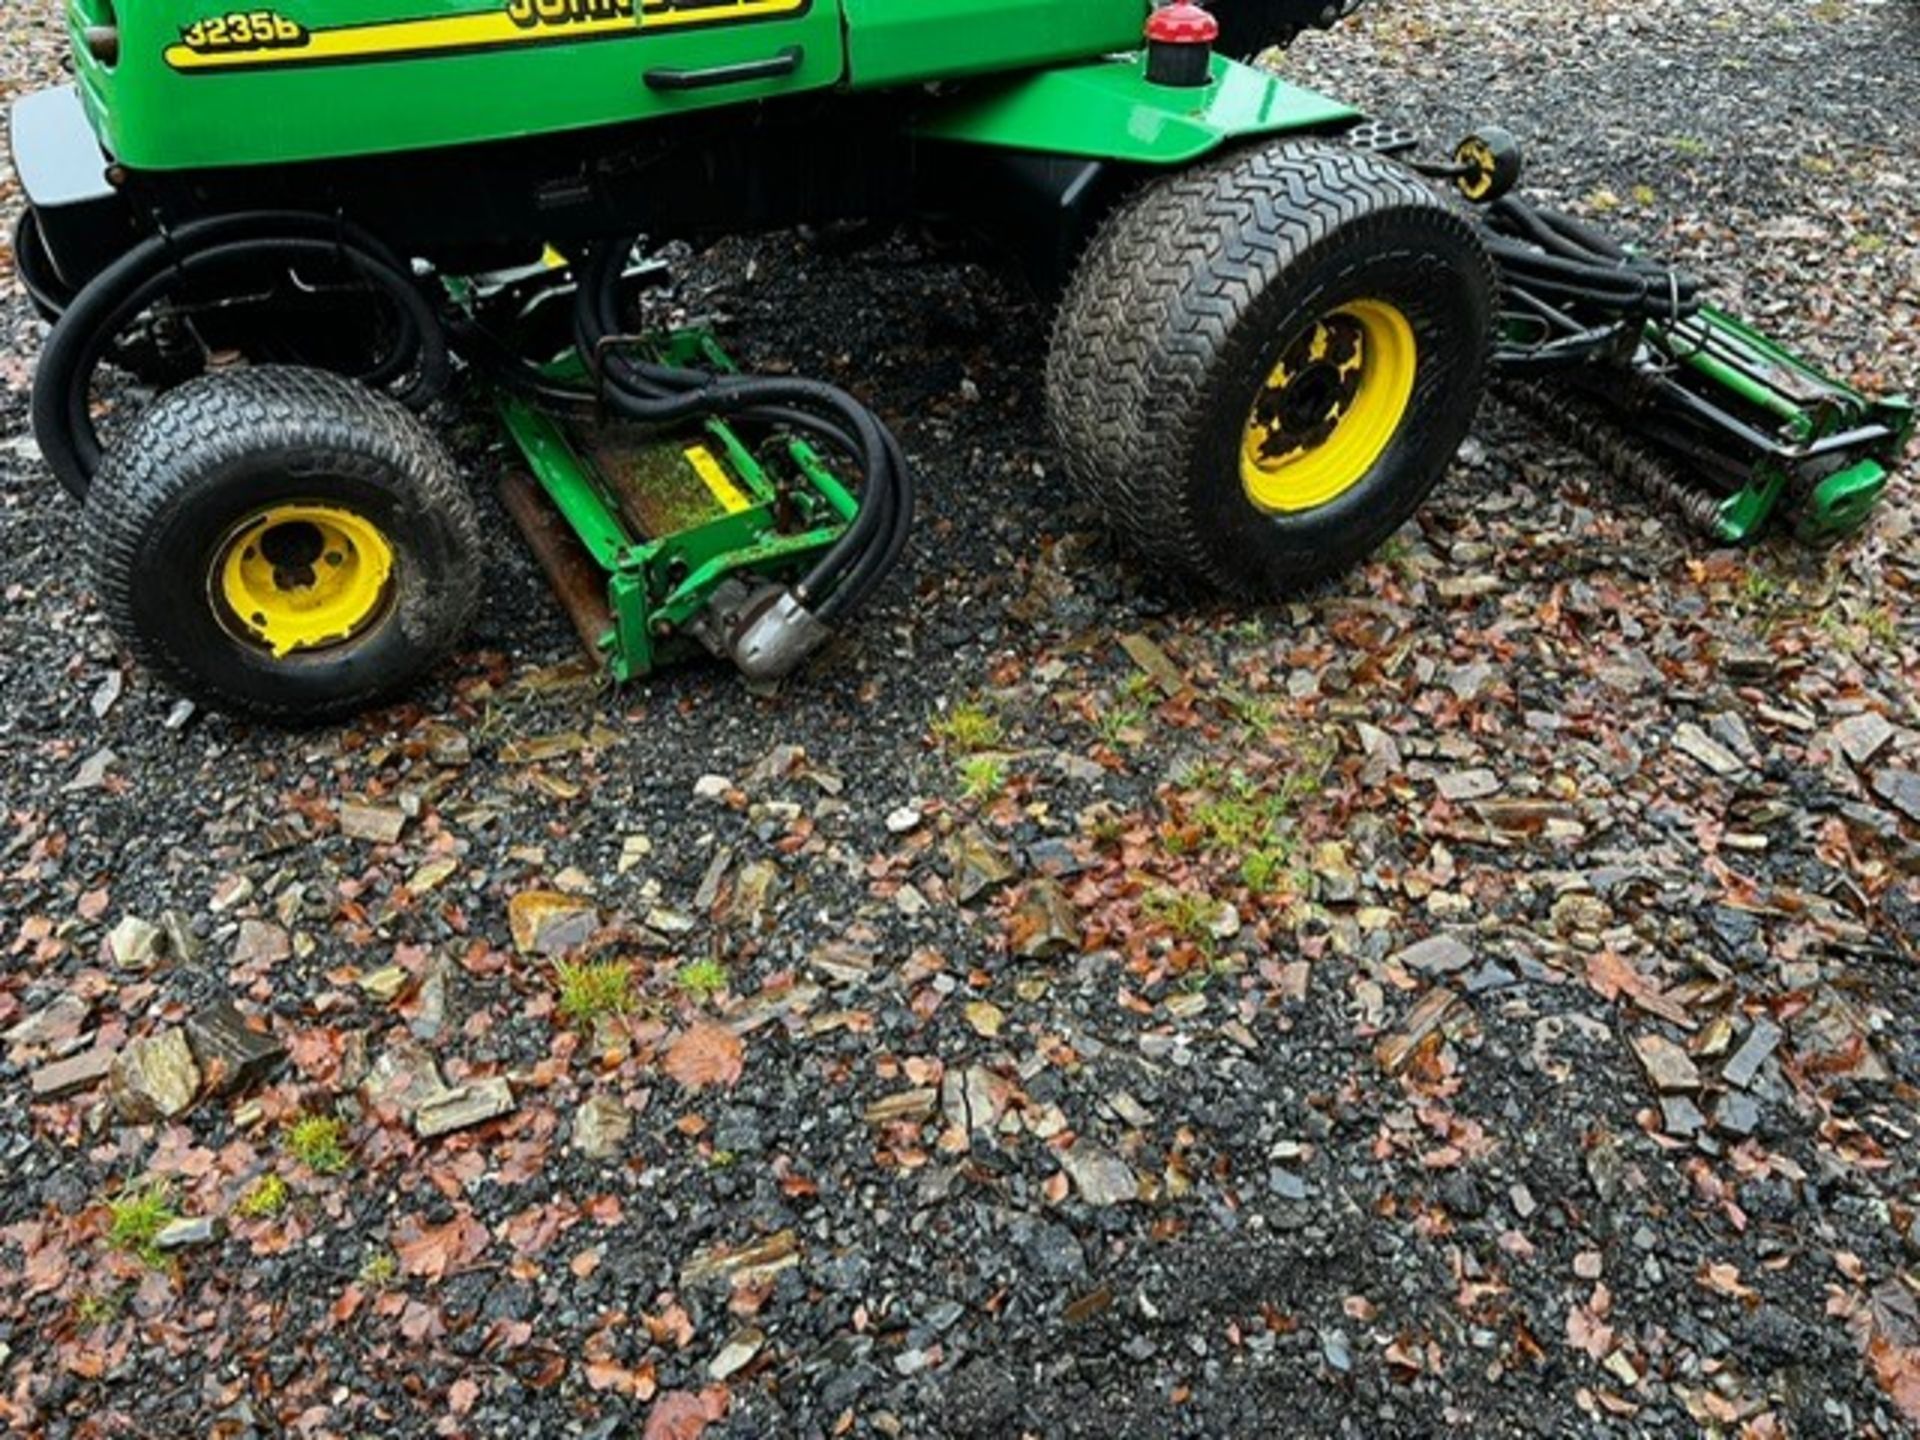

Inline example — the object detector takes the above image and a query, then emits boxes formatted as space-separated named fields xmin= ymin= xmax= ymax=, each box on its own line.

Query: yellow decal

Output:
xmin=179 ymin=11 xmax=309 ymax=55
xmin=684 ymin=446 xmax=753 ymax=515
xmin=166 ymin=0 xmax=811 ymax=72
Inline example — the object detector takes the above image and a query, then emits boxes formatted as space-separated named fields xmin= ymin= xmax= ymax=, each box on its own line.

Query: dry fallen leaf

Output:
xmin=448 ymin=1378 xmax=479 ymax=1417
xmin=663 ymin=1021 xmax=745 ymax=1091
xmin=393 ymin=1212 xmax=491 ymax=1282
xmin=1697 ymin=1261 xmax=1757 ymax=1303
xmin=644 ymin=1302 xmax=696 ymax=1349
xmin=642 ymin=1386 xmax=730 ymax=1440
xmin=1870 ymin=1338 xmax=1920 ymax=1424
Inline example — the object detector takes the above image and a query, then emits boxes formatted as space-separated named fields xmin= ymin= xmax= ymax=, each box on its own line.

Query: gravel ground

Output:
xmin=3 ymin=2 xmax=1919 ymax=1436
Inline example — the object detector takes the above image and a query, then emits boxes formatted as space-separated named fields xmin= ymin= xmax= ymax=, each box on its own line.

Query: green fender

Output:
xmin=910 ymin=54 xmax=1360 ymax=166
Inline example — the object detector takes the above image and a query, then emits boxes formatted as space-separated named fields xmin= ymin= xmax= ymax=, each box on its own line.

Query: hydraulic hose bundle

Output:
xmin=570 ymin=240 xmax=915 ymax=642
xmin=32 ymin=211 xmax=446 ymax=498
xmin=1483 ymin=194 xmax=1702 ymax=320
xmin=1479 ymin=194 xmax=1703 ymax=373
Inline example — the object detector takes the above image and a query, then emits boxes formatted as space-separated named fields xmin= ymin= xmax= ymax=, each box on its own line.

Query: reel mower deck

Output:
xmin=491 ymin=331 xmax=861 ymax=682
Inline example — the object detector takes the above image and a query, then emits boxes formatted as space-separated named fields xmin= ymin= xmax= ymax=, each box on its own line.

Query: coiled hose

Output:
xmin=32 ymin=211 xmax=446 ymax=498
xmin=569 ymin=240 xmax=914 ymax=626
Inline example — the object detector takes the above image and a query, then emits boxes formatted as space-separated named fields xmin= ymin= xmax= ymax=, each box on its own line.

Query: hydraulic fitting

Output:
xmin=726 ymin=587 xmax=832 ymax=682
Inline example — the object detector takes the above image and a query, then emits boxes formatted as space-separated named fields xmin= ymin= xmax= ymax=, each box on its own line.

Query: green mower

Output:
xmin=12 ymin=0 xmax=1912 ymax=719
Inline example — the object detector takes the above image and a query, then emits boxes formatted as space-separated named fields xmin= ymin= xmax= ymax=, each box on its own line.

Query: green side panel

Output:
xmin=69 ymin=0 xmax=846 ymax=170
xmin=842 ymin=0 xmax=1143 ymax=89
xmin=910 ymin=54 xmax=1360 ymax=166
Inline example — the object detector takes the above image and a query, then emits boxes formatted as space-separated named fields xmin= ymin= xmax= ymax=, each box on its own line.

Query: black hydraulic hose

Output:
xmin=1483 ymin=197 xmax=1700 ymax=324
xmin=832 ymin=425 xmax=915 ymax=613
xmin=572 ymin=241 xmax=913 ymax=625
xmin=13 ymin=210 xmax=72 ymax=322
xmin=444 ymin=312 xmax=600 ymax=411
xmin=730 ymin=400 xmax=914 ymax=610
xmin=1536 ymin=209 xmax=1630 ymax=264
xmin=1483 ymin=237 xmax=1699 ymax=318
xmin=33 ymin=211 xmax=444 ymax=497
xmin=1489 ymin=196 xmax=1628 ymax=266
xmin=1485 ymin=236 xmax=1671 ymax=295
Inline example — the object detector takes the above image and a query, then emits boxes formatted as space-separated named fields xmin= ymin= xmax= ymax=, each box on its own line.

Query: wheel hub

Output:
xmin=1241 ymin=300 xmax=1418 ymax=515
xmin=213 ymin=504 xmax=395 ymax=658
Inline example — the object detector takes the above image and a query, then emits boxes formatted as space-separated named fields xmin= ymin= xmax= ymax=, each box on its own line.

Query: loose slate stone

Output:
xmin=1058 ymin=1142 xmax=1139 ymax=1206
xmin=358 ymin=965 xmax=411 ymax=1003
xmin=730 ymin=861 xmax=781 ymax=928
xmin=107 ymin=915 xmax=168 ymax=971
xmin=4 ymin=994 xmax=90 ymax=1052
xmin=941 ymin=1065 xmax=1015 ymax=1135
xmin=408 ymin=858 xmax=458 ymax=895
xmin=809 ymin=943 xmax=877 ymax=986
xmin=1673 ymin=723 xmax=1747 ymax=777
xmin=339 ymin=799 xmax=408 ymax=844
xmin=572 ymin=1094 xmax=633 ymax=1158
xmin=1632 ymin=1033 xmax=1701 ymax=1093
xmin=507 ymin=890 xmax=598 ymax=956
xmin=362 ymin=1037 xmax=449 ymax=1118
xmin=1393 ymin=933 xmax=1475 ymax=976
xmin=1024 ymin=838 xmax=1091 ymax=878
xmin=1721 ymin=1018 xmax=1782 ymax=1090
xmin=1871 ymin=768 xmax=1920 ymax=824
xmin=1375 ymin=988 xmax=1460 ymax=1075
xmin=1790 ymin=989 xmax=1890 ymax=1084
xmin=965 ymin=1000 xmax=1007 ymax=1039
xmin=864 ymin=1088 xmax=938 ymax=1127
xmin=161 ymin=910 xmax=202 ymax=966
xmin=1269 ymin=1168 xmax=1309 ymax=1202
xmin=424 ymin=725 xmax=472 ymax=766
xmin=1011 ymin=881 xmax=1079 ymax=960
xmin=1714 ymin=1091 xmax=1761 ymax=1138
xmin=1658 ymin=1094 xmax=1707 ymax=1138
xmin=948 ymin=827 xmax=1017 ymax=904
xmin=30 ymin=1048 xmax=115 ymax=1098
xmin=1118 ymin=632 xmax=1187 ymax=695
xmin=1831 ymin=712 xmax=1894 ymax=767
xmin=708 ymin=1328 xmax=765 ymax=1381
xmin=65 ymin=747 xmax=118 ymax=792
xmin=185 ymin=1002 xmax=287 ymax=1097
xmin=1104 ymin=1091 xmax=1154 ymax=1129
xmin=1435 ymin=769 xmax=1501 ymax=802
xmin=155 ymin=1216 xmax=221 ymax=1251
xmin=109 ymin=1029 xmax=202 ymax=1122
xmin=414 ymin=1077 xmax=515 ymax=1138
xmin=1313 ymin=842 xmax=1360 ymax=904
xmin=681 ymin=1229 xmax=800 ymax=1288
xmin=232 ymin=920 xmax=291 ymax=968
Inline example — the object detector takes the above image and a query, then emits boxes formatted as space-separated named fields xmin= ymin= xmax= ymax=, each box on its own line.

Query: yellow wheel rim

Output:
xmin=213 ymin=504 xmax=395 ymax=658
xmin=1240 ymin=299 xmax=1418 ymax=514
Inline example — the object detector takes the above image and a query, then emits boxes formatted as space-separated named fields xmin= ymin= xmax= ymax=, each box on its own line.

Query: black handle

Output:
xmin=644 ymin=45 xmax=802 ymax=92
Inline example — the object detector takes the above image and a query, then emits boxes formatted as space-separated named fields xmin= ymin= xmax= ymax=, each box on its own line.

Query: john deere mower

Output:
xmin=11 ymin=0 xmax=1912 ymax=720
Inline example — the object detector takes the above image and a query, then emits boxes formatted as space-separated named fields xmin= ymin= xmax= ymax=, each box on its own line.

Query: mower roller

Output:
xmin=10 ymin=0 xmax=1911 ymax=720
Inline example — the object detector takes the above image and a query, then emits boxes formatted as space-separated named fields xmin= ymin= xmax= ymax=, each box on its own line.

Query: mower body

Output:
xmin=55 ymin=0 xmax=1348 ymax=169
xmin=72 ymin=0 xmax=1133 ymax=171
xmin=24 ymin=0 xmax=1355 ymax=297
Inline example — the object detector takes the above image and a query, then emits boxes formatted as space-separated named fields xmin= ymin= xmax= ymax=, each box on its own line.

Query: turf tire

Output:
xmin=1046 ymin=138 xmax=1497 ymax=598
xmin=87 ymin=366 xmax=483 ymax=723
